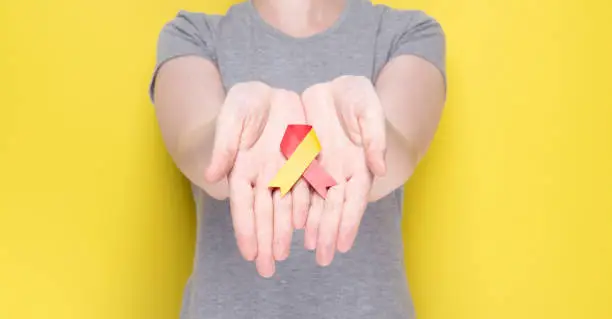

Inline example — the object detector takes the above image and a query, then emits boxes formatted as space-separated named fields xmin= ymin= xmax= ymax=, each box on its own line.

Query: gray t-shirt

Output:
xmin=152 ymin=1 xmax=445 ymax=318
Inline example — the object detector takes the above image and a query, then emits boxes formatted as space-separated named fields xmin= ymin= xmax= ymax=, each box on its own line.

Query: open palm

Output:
xmin=206 ymin=83 xmax=309 ymax=278
xmin=301 ymin=82 xmax=375 ymax=267
xmin=231 ymin=88 xmax=309 ymax=277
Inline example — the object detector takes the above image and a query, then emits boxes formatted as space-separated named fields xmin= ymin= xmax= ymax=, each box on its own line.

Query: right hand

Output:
xmin=205 ymin=82 xmax=310 ymax=277
xmin=301 ymin=81 xmax=382 ymax=267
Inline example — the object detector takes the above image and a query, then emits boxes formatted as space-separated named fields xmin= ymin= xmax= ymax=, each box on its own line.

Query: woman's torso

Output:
xmin=182 ymin=1 xmax=414 ymax=318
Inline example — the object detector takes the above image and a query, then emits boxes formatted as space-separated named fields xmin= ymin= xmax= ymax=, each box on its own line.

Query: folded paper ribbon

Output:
xmin=268 ymin=124 xmax=337 ymax=198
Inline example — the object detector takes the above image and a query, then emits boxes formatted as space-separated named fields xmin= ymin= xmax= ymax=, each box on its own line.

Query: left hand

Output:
xmin=301 ymin=76 xmax=386 ymax=266
xmin=329 ymin=75 xmax=387 ymax=176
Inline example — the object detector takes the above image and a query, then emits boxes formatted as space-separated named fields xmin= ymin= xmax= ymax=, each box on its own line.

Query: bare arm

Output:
xmin=369 ymin=54 xmax=446 ymax=202
xmin=153 ymin=56 xmax=228 ymax=199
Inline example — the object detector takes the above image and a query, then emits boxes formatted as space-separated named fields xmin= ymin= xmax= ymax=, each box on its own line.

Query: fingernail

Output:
xmin=257 ymin=258 xmax=275 ymax=278
xmin=274 ymin=241 xmax=287 ymax=261
xmin=242 ymin=248 xmax=257 ymax=261
xmin=304 ymin=232 xmax=316 ymax=250
xmin=337 ymin=240 xmax=351 ymax=254
xmin=317 ymin=249 xmax=332 ymax=267
xmin=305 ymin=239 xmax=315 ymax=251
xmin=338 ymin=229 xmax=356 ymax=253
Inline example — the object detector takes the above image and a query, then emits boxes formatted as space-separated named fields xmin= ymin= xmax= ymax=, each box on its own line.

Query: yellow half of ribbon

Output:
xmin=268 ymin=129 xmax=321 ymax=196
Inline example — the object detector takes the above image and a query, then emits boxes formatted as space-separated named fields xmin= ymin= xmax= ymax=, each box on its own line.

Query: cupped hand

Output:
xmin=206 ymin=82 xmax=310 ymax=277
xmin=301 ymin=77 xmax=386 ymax=266
xmin=330 ymin=75 xmax=387 ymax=176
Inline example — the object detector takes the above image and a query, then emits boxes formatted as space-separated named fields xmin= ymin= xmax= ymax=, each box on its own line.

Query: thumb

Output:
xmin=358 ymin=106 xmax=387 ymax=177
xmin=205 ymin=111 xmax=244 ymax=183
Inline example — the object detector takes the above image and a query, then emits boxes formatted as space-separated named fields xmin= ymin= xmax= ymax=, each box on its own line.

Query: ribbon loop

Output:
xmin=268 ymin=125 xmax=337 ymax=198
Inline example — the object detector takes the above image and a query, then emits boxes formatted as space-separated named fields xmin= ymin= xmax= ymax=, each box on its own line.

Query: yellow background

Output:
xmin=1 ymin=0 xmax=610 ymax=318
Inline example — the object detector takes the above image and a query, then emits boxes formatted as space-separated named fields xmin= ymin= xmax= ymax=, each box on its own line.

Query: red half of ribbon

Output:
xmin=280 ymin=124 xmax=337 ymax=198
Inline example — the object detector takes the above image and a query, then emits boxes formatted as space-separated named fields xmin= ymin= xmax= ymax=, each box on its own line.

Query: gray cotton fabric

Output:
xmin=151 ymin=0 xmax=445 ymax=318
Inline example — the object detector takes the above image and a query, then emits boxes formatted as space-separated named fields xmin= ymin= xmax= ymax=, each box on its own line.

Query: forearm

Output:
xmin=369 ymin=124 xmax=418 ymax=201
xmin=369 ymin=55 xmax=446 ymax=201
xmin=153 ymin=56 xmax=229 ymax=199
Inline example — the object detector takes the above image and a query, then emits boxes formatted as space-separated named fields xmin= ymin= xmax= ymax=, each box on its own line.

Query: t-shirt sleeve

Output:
xmin=149 ymin=11 xmax=219 ymax=101
xmin=381 ymin=9 xmax=446 ymax=85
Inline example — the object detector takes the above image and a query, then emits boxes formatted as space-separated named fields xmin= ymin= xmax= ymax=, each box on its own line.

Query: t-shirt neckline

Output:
xmin=246 ymin=0 xmax=354 ymax=43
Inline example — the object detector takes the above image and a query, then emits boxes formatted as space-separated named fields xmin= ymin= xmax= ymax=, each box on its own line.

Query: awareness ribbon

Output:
xmin=268 ymin=124 xmax=337 ymax=198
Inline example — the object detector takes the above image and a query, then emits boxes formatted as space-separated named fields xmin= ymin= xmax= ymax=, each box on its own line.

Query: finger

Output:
xmin=205 ymin=110 xmax=243 ymax=183
xmin=229 ymin=176 xmax=257 ymax=261
xmin=357 ymin=98 xmax=387 ymax=177
xmin=335 ymin=105 xmax=362 ymax=147
xmin=292 ymin=179 xmax=310 ymax=230
xmin=337 ymin=172 xmax=371 ymax=253
xmin=272 ymin=89 xmax=306 ymax=124
xmin=240 ymin=105 xmax=269 ymax=149
xmin=316 ymin=182 xmax=345 ymax=267
xmin=273 ymin=189 xmax=293 ymax=261
xmin=255 ymin=167 xmax=275 ymax=278
xmin=304 ymin=194 xmax=324 ymax=251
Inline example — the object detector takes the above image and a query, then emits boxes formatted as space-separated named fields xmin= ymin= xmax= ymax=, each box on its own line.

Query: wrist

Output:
xmin=368 ymin=125 xmax=418 ymax=202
